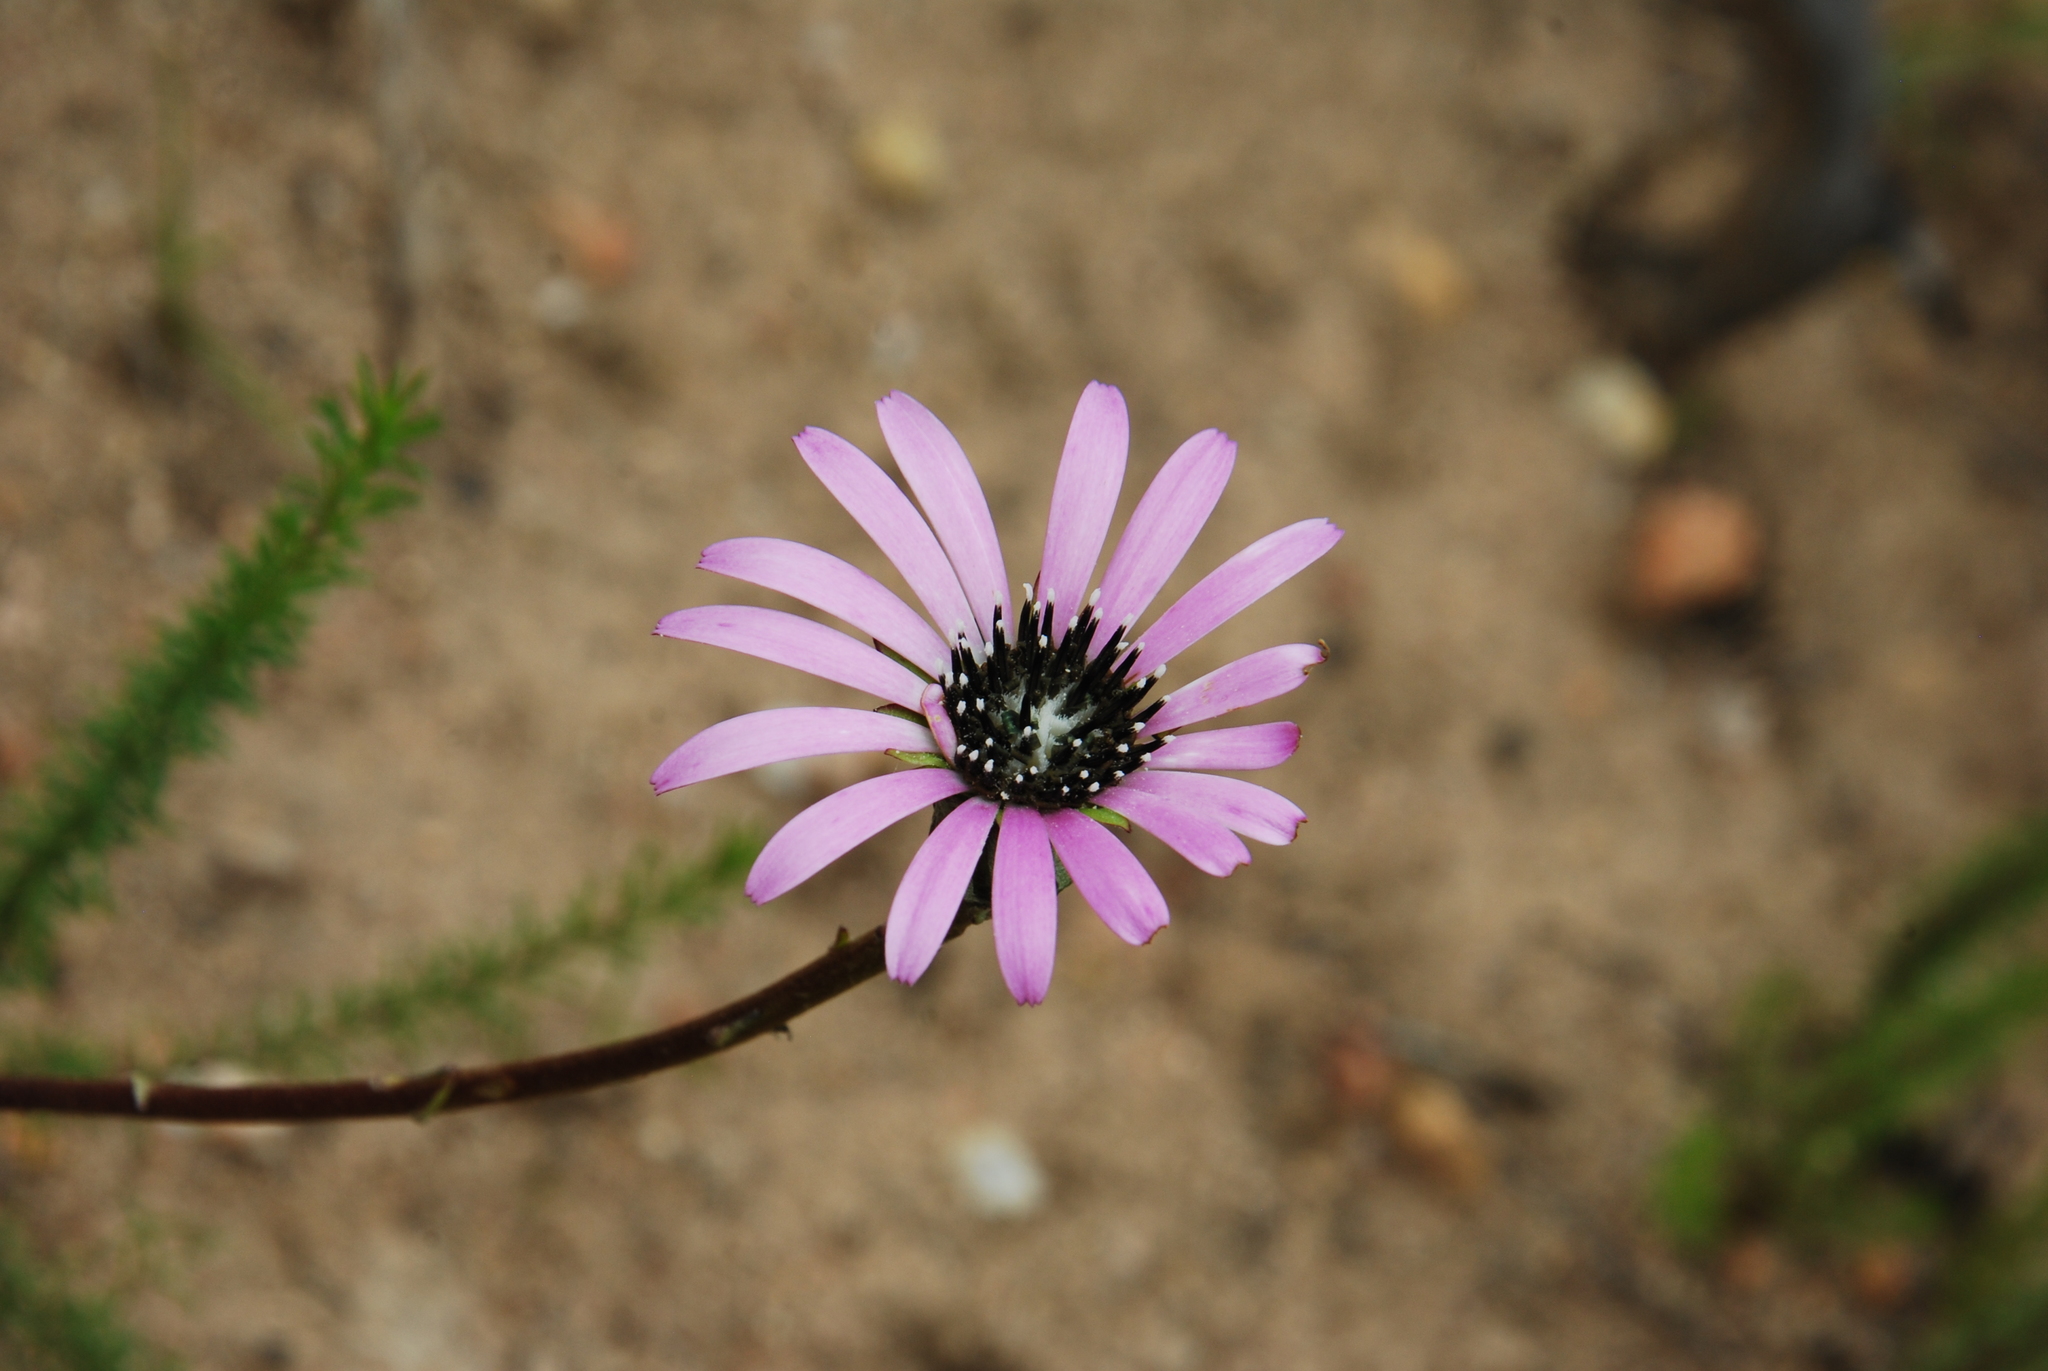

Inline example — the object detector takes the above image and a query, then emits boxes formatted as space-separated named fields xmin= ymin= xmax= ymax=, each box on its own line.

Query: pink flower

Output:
xmin=652 ymin=384 xmax=1341 ymax=1005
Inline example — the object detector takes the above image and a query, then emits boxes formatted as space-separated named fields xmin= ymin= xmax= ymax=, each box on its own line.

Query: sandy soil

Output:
xmin=4 ymin=2 xmax=2047 ymax=1368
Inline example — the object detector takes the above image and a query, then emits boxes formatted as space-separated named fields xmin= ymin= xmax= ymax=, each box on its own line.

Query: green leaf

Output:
xmin=0 ymin=367 xmax=439 ymax=986
xmin=1080 ymin=804 xmax=1130 ymax=831
xmin=886 ymin=750 xmax=951 ymax=770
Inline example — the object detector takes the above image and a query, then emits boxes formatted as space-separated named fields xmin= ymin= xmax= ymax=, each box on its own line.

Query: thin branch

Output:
xmin=0 ymin=906 xmax=985 ymax=1125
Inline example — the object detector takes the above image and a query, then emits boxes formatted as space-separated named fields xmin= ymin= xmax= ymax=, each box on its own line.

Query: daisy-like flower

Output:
xmin=651 ymin=384 xmax=1341 ymax=1005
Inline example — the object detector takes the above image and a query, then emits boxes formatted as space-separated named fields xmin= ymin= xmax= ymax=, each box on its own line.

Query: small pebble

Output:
xmin=1850 ymin=1241 xmax=1918 ymax=1311
xmin=1721 ymin=1233 xmax=1779 ymax=1292
xmin=532 ymin=274 xmax=591 ymax=333
xmin=853 ymin=112 xmax=947 ymax=207
xmin=1324 ymin=1027 xmax=1396 ymax=1114
xmin=949 ymin=1123 xmax=1047 ymax=1218
xmin=1385 ymin=1076 xmax=1490 ymax=1195
xmin=0 ymin=713 xmax=40 ymax=785
xmin=1359 ymin=223 xmax=1474 ymax=326
xmin=1627 ymin=486 xmax=1764 ymax=619
xmin=1561 ymin=356 xmax=1673 ymax=466
xmin=539 ymin=193 xmax=636 ymax=289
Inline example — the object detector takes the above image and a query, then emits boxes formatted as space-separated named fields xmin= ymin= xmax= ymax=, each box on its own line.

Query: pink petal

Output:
xmin=656 ymin=606 xmax=928 ymax=711
xmin=795 ymin=426 xmax=976 ymax=643
xmin=992 ymin=807 xmax=1059 ymax=1005
xmin=1119 ymin=770 xmax=1305 ymax=845
xmin=698 ymin=537 xmax=950 ymax=677
xmin=747 ymin=767 xmax=968 ymax=903
xmin=1090 ymin=428 xmax=1235 ymax=652
xmin=1037 ymin=382 xmax=1128 ymax=631
xmin=1146 ymin=722 xmax=1300 ymax=772
xmin=1093 ymin=784 xmax=1250 ymax=877
xmin=886 ymin=797 xmax=999 ymax=986
xmin=1134 ymin=519 xmax=1344 ymax=674
xmin=651 ymin=707 xmax=932 ymax=794
xmin=876 ymin=392 xmax=1011 ymax=641
xmin=1145 ymin=643 xmax=1326 ymax=734
xmin=1044 ymin=809 xmax=1170 ymax=947
xmin=919 ymin=682 xmax=959 ymax=759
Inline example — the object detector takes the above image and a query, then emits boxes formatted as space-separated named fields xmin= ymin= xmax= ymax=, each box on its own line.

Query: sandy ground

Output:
xmin=4 ymin=2 xmax=2048 ymax=1368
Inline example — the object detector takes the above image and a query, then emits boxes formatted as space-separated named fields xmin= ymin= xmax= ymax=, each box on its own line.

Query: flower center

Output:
xmin=942 ymin=590 xmax=1168 ymax=809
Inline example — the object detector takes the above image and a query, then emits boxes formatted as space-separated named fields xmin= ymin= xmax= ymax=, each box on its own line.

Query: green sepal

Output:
xmin=1080 ymin=804 xmax=1129 ymax=831
xmin=887 ymin=750 xmax=951 ymax=770
xmin=873 ymin=704 xmax=925 ymax=725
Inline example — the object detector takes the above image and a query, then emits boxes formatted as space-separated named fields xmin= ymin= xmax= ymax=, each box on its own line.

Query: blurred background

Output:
xmin=3 ymin=1 xmax=2048 ymax=1367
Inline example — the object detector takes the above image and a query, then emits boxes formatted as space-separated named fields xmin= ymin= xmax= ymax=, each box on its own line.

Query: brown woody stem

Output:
xmin=0 ymin=906 xmax=985 ymax=1125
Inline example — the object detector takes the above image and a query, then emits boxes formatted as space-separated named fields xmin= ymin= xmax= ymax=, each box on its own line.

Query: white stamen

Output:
xmin=1112 ymin=770 xmax=1124 ymax=780
xmin=1164 ymin=734 xmax=1177 ymax=742
xmin=1133 ymin=641 xmax=1145 ymax=654
xmin=956 ymin=701 xmax=967 ymax=715
xmin=1022 ymin=581 xmax=1034 ymax=601
xmin=976 ymin=698 xmax=985 ymax=710
xmin=1038 ymin=636 xmax=1049 ymax=649
xmin=1000 ymin=791 xmax=1009 ymax=800
xmin=1088 ymin=782 xmax=1100 ymax=793
xmin=1027 ymin=766 xmax=1038 ymax=775
xmin=983 ymin=759 xmax=994 ymax=773
xmin=1116 ymin=744 xmax=1129 ymax=753
xmin=955 ymin=743 xmax=967 ymax=755
xmin=968 ymin=750 xmax=980 ymax=761
xmin=1061 ymin=786 xmax=1070 ymax=795
xmin=1067 ymin=616 xmax=1080 ymax=631
xmin=1079 ymin=770 xmax=1090 ymax=780
xmin=1088 ymin=588 xmax=1101 ymax=607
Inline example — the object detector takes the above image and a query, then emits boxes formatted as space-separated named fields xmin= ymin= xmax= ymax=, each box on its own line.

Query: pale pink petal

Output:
xmin=1145 ymin=643 xmax=1326 ymax=734
xmin=886 ymin=798 xmax=999 ymax=985
xmin=919 ymin=682 xmax=959 ymax=759
xmin=876 ymin=392 xmax=1011 ymax=641
xmin=651 ymin=707 xmax=931 ymax=794
xmin=795 ymin=427 xmax=976 ymax=642
xmin=1134 ymin=520 xmax=1344 ymax=673
xmin=1037 ymin=382 xmax=1128 ymax=630
xmin=1094 ymin=785 xmax=1250 ymax=877
xmin=1119 ymin=771 xmax=1305 ymax=845
xmin=1090 ymin=428 xmax=1235 ymax=652
xmin=747 ymin=767 xmax=967 ymax=903
xmin=655 ymin=606 xmax=927 ymax=712
xmin=992 ymin=807 xmax=1058 ymax=1005
xmin=1146 ymin=722 xmax=1300 ymax=772
xmin=699 ymin=537 xmax=950 ymax=676
xmin=1044 ymin=809 xmax=1170 ymax=947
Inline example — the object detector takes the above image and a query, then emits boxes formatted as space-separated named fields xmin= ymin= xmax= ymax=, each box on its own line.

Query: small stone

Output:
xmin=949 ymin=1124 xmax=1047 ymax=1218
xmin=1358 ymin=223 xmax=1474 ymax=326
xmin=1385 ymin=1076 xmax=1490 ymax=1195
xmin=869 ymin=311 xmax=923 ymax=374
xmin=1561 ymin=356 xmax=1673 ymax=465
xmin=852 ymin=112 xmax=947 ymax=207
xmin=0 ymin=1114 xmax=58 ymax=1172
xmin=211 ymin=819 xmax=304 ymax=891
xmin=1325 ymin=1026 xmax=1396 ymax=1114
xmin=531 ymin=274 xmax=591 ymax=333
xmin=1627 ymin=486 xmax=1765 ymax=618
xmin=539 ymin=193 xmax=636 ymax=289
xmin=1849 ymin=1240 xmax=1918 ymax=1310
xmin=1721 ymin=1233 xmax=1779 ymax=1292
xmin=0 ymin=713 xmax=40 ymax=786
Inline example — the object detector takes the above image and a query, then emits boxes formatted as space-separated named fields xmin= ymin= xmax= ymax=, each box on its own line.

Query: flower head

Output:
xmin=653 ymin=384 xmax=1341 ymax=1004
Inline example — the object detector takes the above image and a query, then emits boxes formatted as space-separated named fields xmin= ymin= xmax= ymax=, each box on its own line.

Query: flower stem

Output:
xmin=0 ymin=904 xmax=989 ymax=1124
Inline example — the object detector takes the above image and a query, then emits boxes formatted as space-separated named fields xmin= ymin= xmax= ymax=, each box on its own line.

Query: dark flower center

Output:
xmin=942 ymin=593 xmax=1169 ymax=809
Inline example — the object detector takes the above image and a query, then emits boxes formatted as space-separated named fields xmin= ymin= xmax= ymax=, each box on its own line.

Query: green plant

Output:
xmin=0 ymin=368 xmax=437 ymax=986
